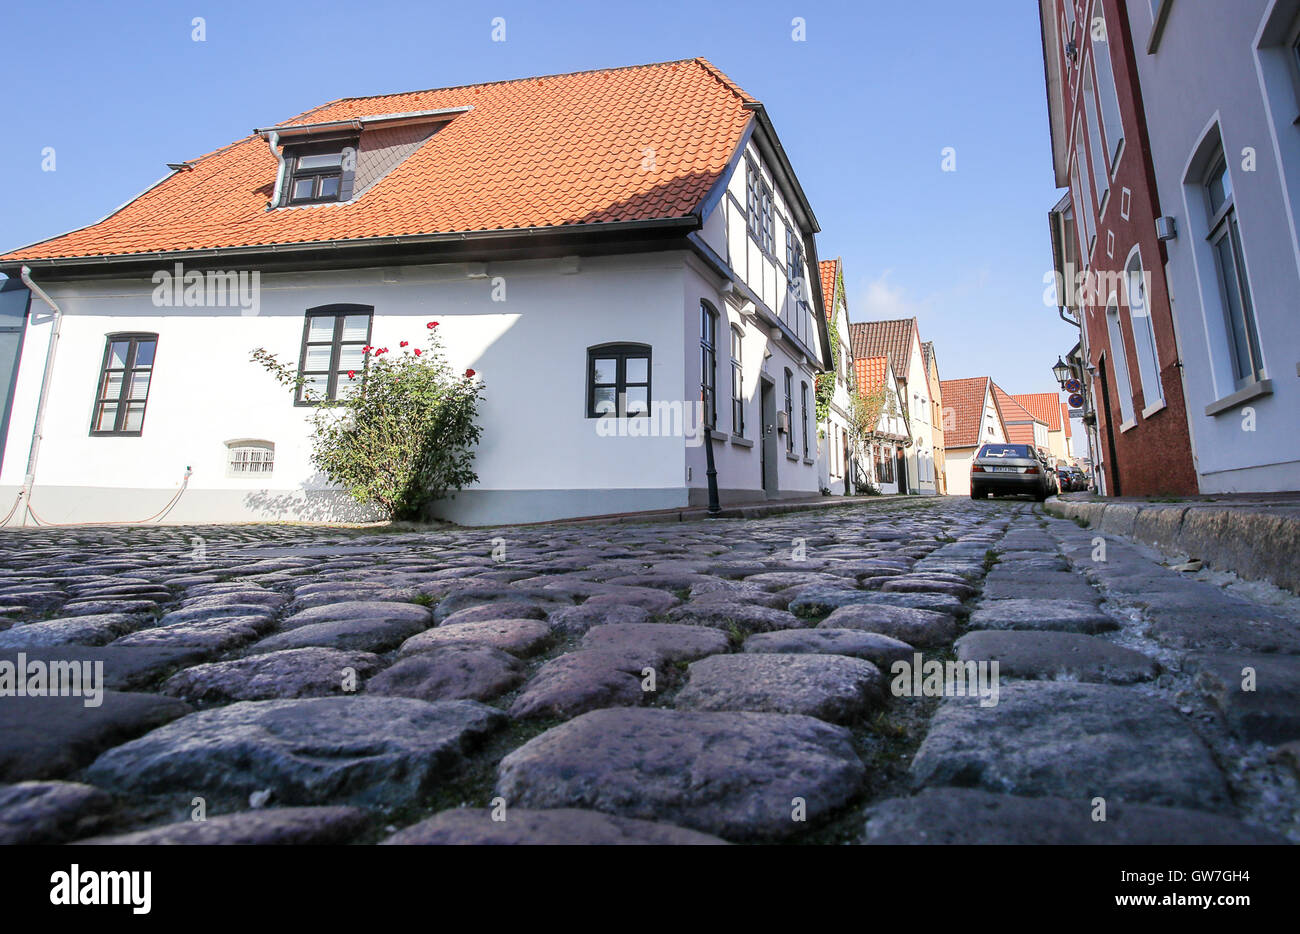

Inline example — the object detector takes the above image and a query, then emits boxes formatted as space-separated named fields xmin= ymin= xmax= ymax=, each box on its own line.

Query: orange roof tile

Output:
xmin=991 ymin=383 xmax=1040 ymax=425
xmin=939 ymin=376 xmax=993 ymax=448
xmin=819 ymin=258 xmax=840 ymax=322
xmin=853 ymin=355 xmax=889 ymax=397
xmin=1013 ymin=392 xmax=1065 ymax=431
xmin=2 ymin=58 xmax=756 ymax=263
xmin=1061 ymin=402 xmax=1073 ymax=439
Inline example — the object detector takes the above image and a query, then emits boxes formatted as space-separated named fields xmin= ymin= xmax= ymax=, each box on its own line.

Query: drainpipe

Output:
xmin=17 ymin=266 xmax=63 ymax=527
xmin=264 ymin=131 xmax=286 ymax=208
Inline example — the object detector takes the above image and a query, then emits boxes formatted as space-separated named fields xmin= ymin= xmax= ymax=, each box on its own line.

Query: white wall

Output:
xmin=2 ymin=253 xmax=696 ymax=525
xmin=901 ymin=334 xmax=938 ymax=494
xmin=946 ymin=448 xmax=976 ymax=497
xmin=1129 ymin=0 xmax=1300 ymax=491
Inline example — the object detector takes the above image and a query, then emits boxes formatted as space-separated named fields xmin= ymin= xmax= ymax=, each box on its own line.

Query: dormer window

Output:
xmin=283 ymin=139 xmax=356 ymax=205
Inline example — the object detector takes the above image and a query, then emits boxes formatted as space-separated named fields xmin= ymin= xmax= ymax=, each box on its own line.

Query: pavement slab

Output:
xmin=382 ymin=807 xmax=728 ymax=845
xmin=495 ymin=707 xmax=865 ymax=841
xmin=955 ymin=630 xmax=1160 ymax=684
xmin=910 ymin=682 xmax=1232 ymax=813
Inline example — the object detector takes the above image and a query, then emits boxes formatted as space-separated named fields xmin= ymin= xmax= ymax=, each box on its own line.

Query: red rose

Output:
xmin=426 ymin=322 xmax=438 ymax=329
xmin=400 ymin=341 xmax=408 ymax=347
xmin=347 ymin=370 xmax=355 ymax=379
xmin=414 ymin=349 xmax=422 ymax=356
xmin=464 ymin=368 xmax=476 ymax=378
xmin=362 ymin=345 xmax=371 ymax=353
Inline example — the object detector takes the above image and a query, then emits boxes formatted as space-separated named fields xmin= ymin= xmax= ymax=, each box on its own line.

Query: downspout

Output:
xmin=17 ymin=266 xmax=63 ymax=527
xmin=264 ymin=131 xmax=286 ymax=208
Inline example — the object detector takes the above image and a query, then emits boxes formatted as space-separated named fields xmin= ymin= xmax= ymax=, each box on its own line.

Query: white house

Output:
xmin=940 ymin=376 xmax=1009 ymax=497
xmin=850 ymin=353 xmax=909 ymax=495
xmin=848 ymin=318 xmax=939 ymax=494
xmin=816 ymin=257 xmax=856 ymax=494
xmin=0 ymin=59 xmax=833 ymax=527
xmin=1126 ymin=0 xmax=1300 ymax=492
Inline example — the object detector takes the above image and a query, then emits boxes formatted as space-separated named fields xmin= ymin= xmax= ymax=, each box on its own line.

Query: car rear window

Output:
xmin=978 ymin=444 xmax=1032 ymax=458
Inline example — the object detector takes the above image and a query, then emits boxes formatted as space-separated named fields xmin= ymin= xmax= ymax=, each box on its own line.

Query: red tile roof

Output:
xmin=853 ymin=355 xmax=889 ymax=397
xmin=939 ymin=376 xmax=994 ymax=449
xmin=819 ymin=258 xmax=840 ymax=322
xmin=849 ymin=319 xmax=919 ymax=383
xmin=991 ymin=383 xmax=1039 ymax=425
xmin=2 ymin=58 xmax=756 ymax=263
xmin=1061 ymin=402 xmax=1073 ymax=439
xmin=1013 ymin=392 xmax=1065 ymax=431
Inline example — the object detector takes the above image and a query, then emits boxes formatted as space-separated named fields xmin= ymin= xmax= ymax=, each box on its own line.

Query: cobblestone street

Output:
xmin=1 ymin=498 xmax=1297 ymax=844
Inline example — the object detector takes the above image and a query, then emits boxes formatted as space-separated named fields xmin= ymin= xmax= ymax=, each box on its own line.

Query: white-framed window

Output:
xmin=1072 ymin=149 xmax=1096 ymax=258
xmin=1125 ymin=248 xmax=1163 ymax=409
xmin=1203 ymin=150 xmax=1265 ymax=389
xmin=226 ymin=440 xmax=275 ymax=477
xmin=1090 ymin=5 xmax=1125 ymax=166
xmin=1082 ymin=62 xmax=1110 ymax=211
xmin=1105 ymin=301 xmax=1136 ymax=425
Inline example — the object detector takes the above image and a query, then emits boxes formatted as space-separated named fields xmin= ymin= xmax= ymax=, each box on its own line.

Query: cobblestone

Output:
xmin=0 ymin=496 xmax=1295 ymax=843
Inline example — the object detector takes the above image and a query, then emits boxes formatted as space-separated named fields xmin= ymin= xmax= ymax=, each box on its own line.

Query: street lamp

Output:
xmin=1052 ymin=356 xmax=1072 ymax=388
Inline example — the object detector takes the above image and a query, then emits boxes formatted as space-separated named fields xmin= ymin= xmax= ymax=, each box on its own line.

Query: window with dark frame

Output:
xmin=587 ymin=343 xmax=651 ymax=418
xmin=800 ymin=380 xmax=810 ymax=457
xmin=784 ymin=368 xmax=794 ymax=453
xmin=745 ymin=160 xmax=775 ymax=254
xmin=91 ymin=333 xmax=157 ymax=435
xmin=296 ymin=305 xmax=373 ymax=404
xmin=785 ymin=228 xmax=806 ymax=295
xmin=1204 ymin=150 xmax=1265 ymax=389
xmin=283 ymin=138 xmax=357 ymax=206
xmin=700 ymin=302 xmax=718 ymax=428
xmin=730 ymin=326 xmax=744 ymax=437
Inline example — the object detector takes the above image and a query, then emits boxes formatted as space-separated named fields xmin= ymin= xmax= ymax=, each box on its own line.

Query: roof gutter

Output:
xmin=16 ymin=266 xmax=63 ymax=526
xmin=1 ymin=216 xmax=702 ymax=276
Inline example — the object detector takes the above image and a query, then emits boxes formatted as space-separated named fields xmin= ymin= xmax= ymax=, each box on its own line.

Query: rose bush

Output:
xmin=251 ymin=322 xmax=484 ymax=520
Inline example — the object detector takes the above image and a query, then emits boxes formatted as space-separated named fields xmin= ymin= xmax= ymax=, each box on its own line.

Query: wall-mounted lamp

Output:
xmin=1155 ymin=216 xmax=1177 ymax=241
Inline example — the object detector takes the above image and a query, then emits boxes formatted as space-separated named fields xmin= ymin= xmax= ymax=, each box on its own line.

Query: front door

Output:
xmin=760 ymin=377 xmax=778 ymax=497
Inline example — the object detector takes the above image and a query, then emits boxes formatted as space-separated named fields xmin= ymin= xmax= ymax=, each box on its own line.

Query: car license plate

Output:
xmin=989 ymin=466 xmax=1017 ymax=472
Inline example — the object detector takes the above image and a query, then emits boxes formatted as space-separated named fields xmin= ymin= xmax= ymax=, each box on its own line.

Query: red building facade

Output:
xmin=1040 ymin=0 xmax=1198 ymax=496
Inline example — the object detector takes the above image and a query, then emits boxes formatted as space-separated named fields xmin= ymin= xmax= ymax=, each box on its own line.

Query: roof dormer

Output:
xmin=255 ymin=107 xmax=470 ymax=210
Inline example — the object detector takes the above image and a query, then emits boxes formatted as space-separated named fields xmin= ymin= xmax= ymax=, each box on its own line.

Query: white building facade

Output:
xmin=1127 ymin=0 xmax=1300 ymax=491
xmin=0 ymin=59 xmax=832 ymax=527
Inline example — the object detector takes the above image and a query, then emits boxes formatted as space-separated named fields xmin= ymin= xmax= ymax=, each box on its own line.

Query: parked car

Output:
xmin=970 ymin=443 xmax=1054 ymax=501
xmin=1056 ymin=466 xmax=1074 ymax=491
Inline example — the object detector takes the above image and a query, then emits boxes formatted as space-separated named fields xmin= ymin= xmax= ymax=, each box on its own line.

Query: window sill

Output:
xmin=786 ymin=452 xmax=800 ymax=462
xmin=1205 ymin=378 xmax=1273 ymax=416
xmin=1140 ymin=398 xmax=1167 ymax=419
xmin=709 ymin=429 xmax=727 ymax=444
xmin=730 ymin=435 xmax=754 ymax=448
xmin=1119 ymin=419 xmax=1137 ymax=433
xmin=803 ymin=457 xmax=815 ymax=465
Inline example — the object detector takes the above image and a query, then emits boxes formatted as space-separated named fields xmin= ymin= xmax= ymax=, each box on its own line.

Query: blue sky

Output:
xmin=0 ymin=0 xmax=1069 ymax=395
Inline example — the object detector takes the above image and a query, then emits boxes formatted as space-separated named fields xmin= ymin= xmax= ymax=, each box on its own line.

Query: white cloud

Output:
xmin=859 ymin=270 xmax=924 ymax=320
